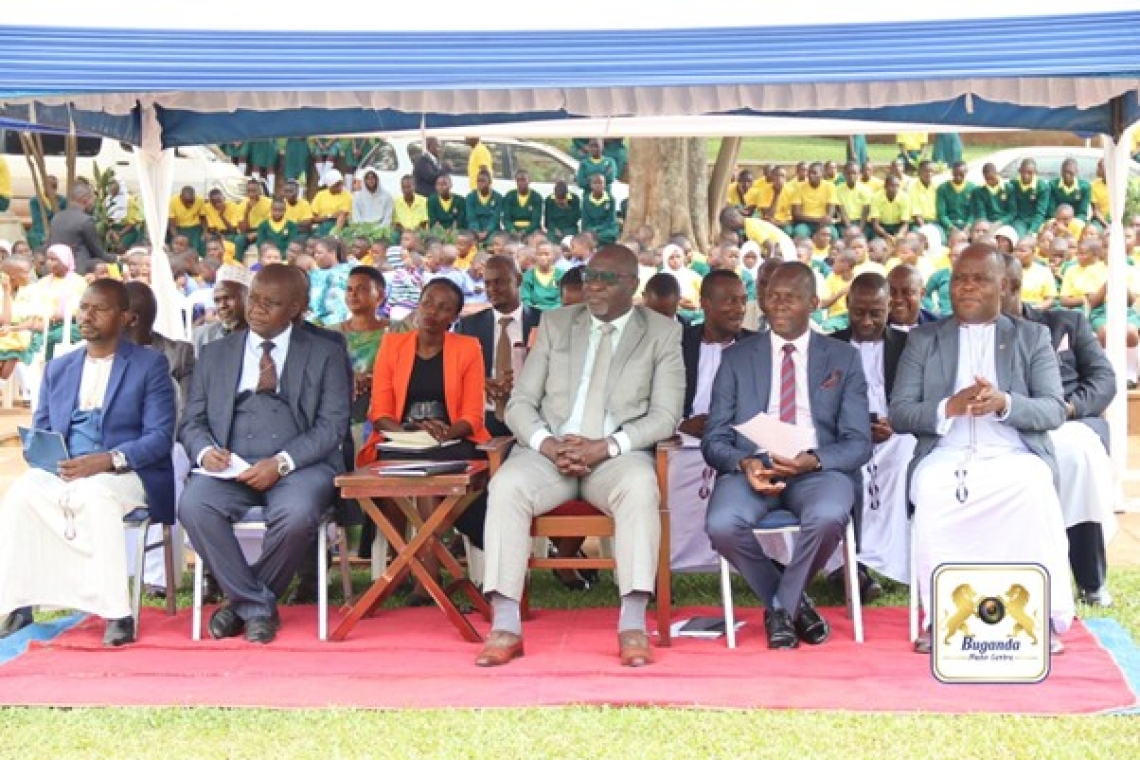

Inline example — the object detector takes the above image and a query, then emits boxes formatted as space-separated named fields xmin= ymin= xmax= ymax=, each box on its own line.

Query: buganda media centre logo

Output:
xmin=931 ymin=563 xmax=1051 ymax=684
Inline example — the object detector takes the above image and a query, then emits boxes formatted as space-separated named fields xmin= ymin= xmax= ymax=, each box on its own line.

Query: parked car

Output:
xmin=936 ymin=146 xmax=1140 ymax=186
xmin=1 ymin=130 xmax=248 ymax=229
xmin=359 ymin=136 xmax=628 ymax=205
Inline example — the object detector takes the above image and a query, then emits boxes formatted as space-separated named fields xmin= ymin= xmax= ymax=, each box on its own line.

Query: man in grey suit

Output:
xmin=179 ymin=264 xmax=351 ymax=644
xmin=1001 ymin=253 xmax=1117 ymax=608
xmin=890 ymin=244 xmax=1074 ymax=653
xmin=704 ymin=262 xmax=872 ymax=650
xmin=477 ymin=245 xmax=684 ymax=668
xmin=47 ymin=183 xmax=117 ymax=273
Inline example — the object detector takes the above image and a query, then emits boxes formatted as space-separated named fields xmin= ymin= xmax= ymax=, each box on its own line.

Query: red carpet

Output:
xmin=0 ymin=605 xmax=1134 ymax=713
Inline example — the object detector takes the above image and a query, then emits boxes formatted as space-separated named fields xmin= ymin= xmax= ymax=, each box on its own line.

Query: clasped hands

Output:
xmin=57 ymin=452 xmax=114 ymax=482
xmin=945 ymin=375 xmax=1008 ymax=419
xmin=740 ymin=451 xmax=820 ymax=496
xmin=486 ymin=371 xmax=513 ymax=406
xmin=539 ymin=435 xmax=608 ymax=476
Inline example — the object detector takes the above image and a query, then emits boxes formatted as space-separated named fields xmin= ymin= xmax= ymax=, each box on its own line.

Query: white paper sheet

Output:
xmin=732 ymin=412 xmax=817 ymax=460
xmin=191 ymin=453 xmax=252 ymax=480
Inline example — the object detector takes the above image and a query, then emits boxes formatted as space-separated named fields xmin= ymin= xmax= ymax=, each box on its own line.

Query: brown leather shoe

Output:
xmin=913 ymin=632 xmax=932 ymax=654
xmin=618 ymin=629 xmax=654 ymax=667
xmin=475 ymin=630 xmax=524 ymax=667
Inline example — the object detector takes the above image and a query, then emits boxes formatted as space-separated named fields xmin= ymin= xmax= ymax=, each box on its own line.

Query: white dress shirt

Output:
xmin=692 ymin=341 xmax=730 ymax=417
xmin=78 ymin=354 xmax=115 ymax=411
xmin=854 ymin=339 xmax=888 ymax=417
xmin=238 ymin=324 xmax=292 ymax=394
xmin=767 ymin=330 xmax=816 ymax=445
xmin=487 ymin=305 xmax=524 ymax=412
xmin=529 ymin=308 xmax=635 ymax=455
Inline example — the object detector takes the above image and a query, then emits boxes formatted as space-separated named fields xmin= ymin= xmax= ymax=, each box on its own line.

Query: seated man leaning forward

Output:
xmin=0 ymin=279 xmax=177 ymax=646
xmin=703 ymin=262 xmax=872 ymax=649
xmin=890 ymin=243 xmax=1074 ymax=654
xmin=478 ymin=244 xmax=685 ymax=668
xmin=179 ymin=264 xmax=351 ymax=645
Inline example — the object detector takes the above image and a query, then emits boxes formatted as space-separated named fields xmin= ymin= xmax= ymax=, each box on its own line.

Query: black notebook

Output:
xmin=377 ymin=461 xmax=468 ymax=477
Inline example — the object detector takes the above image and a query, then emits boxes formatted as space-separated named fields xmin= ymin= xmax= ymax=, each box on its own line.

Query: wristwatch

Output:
xmin=275 ymin=453 xmax=292 ymax=478
xmin=606 ymin=436 xmax=621 ymax=459
xmin=110 ymin=450 xmax=130 ymax=473
xmin=806 ymin=449 xmax=823 ymax=472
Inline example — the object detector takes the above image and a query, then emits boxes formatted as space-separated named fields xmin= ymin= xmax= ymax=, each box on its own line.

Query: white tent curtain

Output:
xmin=1103 ymin=128 xmax=1136 ymax=500
xmin=131 ymin=146 xmax=185 ymax=341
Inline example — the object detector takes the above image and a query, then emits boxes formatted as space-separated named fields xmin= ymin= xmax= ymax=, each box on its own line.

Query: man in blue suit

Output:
xmin=0 ymin=279 xmax=177 ymax=646
xmin=704 ymin=262 xmax=872 ymax=649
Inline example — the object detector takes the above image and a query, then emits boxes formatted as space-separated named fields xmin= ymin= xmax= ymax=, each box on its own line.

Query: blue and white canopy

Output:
xmin=2 ymin=1 xmax=1140 ymax=146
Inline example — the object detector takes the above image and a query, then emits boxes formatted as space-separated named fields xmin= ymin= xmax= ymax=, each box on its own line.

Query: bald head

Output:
xmin=951 ymin=243 xmax=1006 ymax=324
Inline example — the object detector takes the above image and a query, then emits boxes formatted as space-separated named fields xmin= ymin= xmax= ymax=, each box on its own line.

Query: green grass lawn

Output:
xmin=1 ymin=562 xmax=1136 ymax=758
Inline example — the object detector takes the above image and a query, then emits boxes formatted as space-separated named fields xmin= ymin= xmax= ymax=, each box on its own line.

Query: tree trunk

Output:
xmin=19 ymin=132 xmax=50 ymax=239
xmin=624 ymin=137 xmax=710 ymax=249
xmin=707 ymin=137 xmax=742 ymax=235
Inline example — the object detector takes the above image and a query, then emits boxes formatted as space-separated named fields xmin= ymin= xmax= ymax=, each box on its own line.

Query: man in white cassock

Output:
xmin=890 ymin=244 xmax=1074 ymax=653
xmin=0 ymin=280 xmax=177 ymax=647
xmin=832 ymin=272 xmax=915 ymax=586
xmin=1001 ymin=253 xmax=1117 ymax=607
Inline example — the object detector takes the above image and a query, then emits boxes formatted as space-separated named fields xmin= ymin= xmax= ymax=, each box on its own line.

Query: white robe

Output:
xmin=910 ymin=323 xmax=1075 ymax=633
xmin=858 ymin=432 xmax=916 ymax=584
xmin=1048 ymin=421 xmax=1118 ymax=539
xmin=0 ymin=353 xmax=147 ymax=620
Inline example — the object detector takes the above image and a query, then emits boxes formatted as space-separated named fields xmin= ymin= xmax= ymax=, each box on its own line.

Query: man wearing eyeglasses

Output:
xmin=478 ymin=244 xmax=684 ymax=668
xmin=890 ymin=244 xmax=1074 ymax=654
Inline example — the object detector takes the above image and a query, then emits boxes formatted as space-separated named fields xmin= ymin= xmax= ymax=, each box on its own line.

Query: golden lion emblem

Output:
xmin=1004 ymin=583 xmax=1038 ymax=644
xmin=942 ymin=583 xmax=977 ymax=644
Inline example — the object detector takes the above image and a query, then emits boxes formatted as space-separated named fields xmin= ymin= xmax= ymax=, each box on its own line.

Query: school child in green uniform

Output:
xmin=256 ymin=199 xmax=298 ymax=253
xmin=935 ymin=160 xmax=976 ymax=235
xmin=931 ymin=132 xmax=963 ymax=168
xmin=544 ymin=181 xmax=581 ymax=242
xmin=502 ymin=170 xmax=543 ymax=235
xmin=575 ymin=139 xmax=618 ymax=192
xmin=1048 ymin=158 xmax=1091 ymax=222
xmin=310 ymin=137 xmax=340 ymax=186
xmin=972 ymin=162 xmax=1015 ymax=226
xmin=427 ymin=174 xmax=466 ymax=230
xmin=847 ymin=134 xmax=868 ymax=167
xmin=520 ymin=240 xmax=563 ymax=310
xmin=246 ymin=140 xmax=279 ymax=194
xmin=1007 ymin=158 xmax=1051 ymax=237
xmin=222 ymin=141 xmax=248 ymax=173
xmin=340 ymin=137 xmax=373 ymax=190
xmin=603 ymin=138 xmax=628 ymax=179
xmin=283 ymin=138 xmax=311 ymax=184
xmin=464 ymin=169 xmax=504 ymax=244
xmin=580 ymin=174 xmax=619 ymax=245
xmin=28 ymin=176 xmax=66 ymax=250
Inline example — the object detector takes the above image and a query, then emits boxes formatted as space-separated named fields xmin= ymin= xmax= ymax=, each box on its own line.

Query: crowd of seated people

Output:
xmin=0 ymin=134 xmax=1124 ymax=666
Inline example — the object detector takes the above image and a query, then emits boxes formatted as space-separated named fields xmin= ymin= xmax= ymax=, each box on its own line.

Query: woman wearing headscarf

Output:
xmin=40 ymin=244 xmax=88 ymax=359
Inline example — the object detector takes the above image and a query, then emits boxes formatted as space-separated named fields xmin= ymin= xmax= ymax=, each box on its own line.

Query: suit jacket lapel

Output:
xmin=996 ymin=315 xmax=1015 ymax=391
xmin=752 ymin=332 xmax=772 ymax=414
xmin=217 ymin=331 xmax=246 ymax=442
xmin=569 ymin=308 xmax=591 ymax=390
xmin=806 ymin=333 xmax=829 ymax=402
xmin=884 ymin=328 xmax=904 ymax=398
xmin=281 ymin=327 xmax=310 ymax=416
xmin=101 ymin=339 xmax=132 ymax=412
xmin=607 ymin=308 xmax=646 ymax=397
xmin=476 ymin=310 xmax=494 ymax=377
xmin=53 ymin=351 xmax=86 ymax=433
xmin=936 ymin=318 xmax=960 ymax=398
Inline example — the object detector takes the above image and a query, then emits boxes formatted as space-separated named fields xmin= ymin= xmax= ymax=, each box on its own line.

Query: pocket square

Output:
xmin=820 ymin=369 xmax=842 ymax=390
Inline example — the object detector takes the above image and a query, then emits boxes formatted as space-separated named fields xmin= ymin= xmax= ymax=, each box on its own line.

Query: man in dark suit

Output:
xmin=455 ymin=256 xmax=542 ymax=438
xmin=0 ymin=279 xmax=176 ymax=646
xmin=831 ymin=273 xmax=912 ymax=597
xmin=704 ymin=262 xmax=873 ymax=649
xmin=891 ymin=244 xmax=1074 ymax=653
xmin=1001 ymin=253 xmax=1117 ymax=607
xmin=887 ymin=264 xmax=938 ymax=332
xmin=179 ymin=264 xmax=351 ymax=644
xmin=413 ymin=137 xmax=449 ymax=198
xmin=47 ymin=183 xmax=117 ymax=274
xmin=679 ymin=270 xmax=753 ymax=437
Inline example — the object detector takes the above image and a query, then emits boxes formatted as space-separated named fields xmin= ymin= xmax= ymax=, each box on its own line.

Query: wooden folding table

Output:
xmin=330 ymin=461 xmax=491 ymax=642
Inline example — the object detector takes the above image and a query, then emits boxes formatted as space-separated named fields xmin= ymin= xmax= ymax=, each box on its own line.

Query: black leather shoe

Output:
xmin=244 ymin=615 xmax=279 ymax=644
xmin=1079 ymin=586 xmax=1114 ymax=608
xmin=286 ymin=576 xmax=320 ymax=605
xmin=0 ymin=608 xmax=34 ymax=639
xmin=764 ymin=607 xmax=799 ymax=650
xmin=201 ymin=572 xmax=223 ymax=605
xmin=828 ymin=566 xmax=882 ymax=604
xmin=103 ymin=616 xmax=135 ymax=647
xmin=794 ymin=596 xmax=830 ymax=645
xmin=208 ymin=605 xmax=245 ymax=640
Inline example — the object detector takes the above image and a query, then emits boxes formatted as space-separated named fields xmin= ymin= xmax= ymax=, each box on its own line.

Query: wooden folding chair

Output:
xmin=480 ymin=436 xmax=676 ymax=646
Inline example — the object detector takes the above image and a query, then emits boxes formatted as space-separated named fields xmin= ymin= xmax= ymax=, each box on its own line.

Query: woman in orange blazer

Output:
xmin=359 ymin=278 xmax=489 ymax=604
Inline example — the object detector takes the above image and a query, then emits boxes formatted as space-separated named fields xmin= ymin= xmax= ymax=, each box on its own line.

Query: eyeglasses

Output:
xmin=582 ymin=268 xmax=627 ymax=286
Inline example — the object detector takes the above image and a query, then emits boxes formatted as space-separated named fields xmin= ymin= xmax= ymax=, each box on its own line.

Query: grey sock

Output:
xmin=489 ymin=592 xmax=522 ymax=636
xmin=618 ymin=591 xmax=651 ymax=633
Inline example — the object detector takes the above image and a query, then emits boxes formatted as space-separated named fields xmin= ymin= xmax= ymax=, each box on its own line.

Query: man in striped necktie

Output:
xmin=703 ymin=262 xmax=873 ymax=650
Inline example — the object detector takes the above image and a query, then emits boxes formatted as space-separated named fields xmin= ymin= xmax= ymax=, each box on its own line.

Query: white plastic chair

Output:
xmin=720 ymin=509 xmax=864 ymax=648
